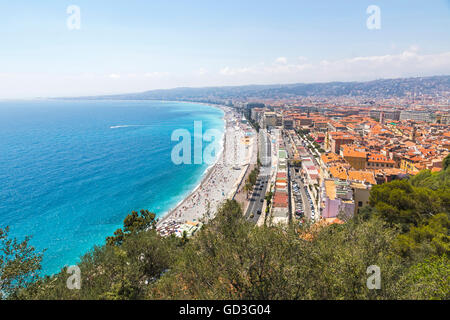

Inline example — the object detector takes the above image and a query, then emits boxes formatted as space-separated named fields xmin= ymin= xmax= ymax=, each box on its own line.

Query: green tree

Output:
xmin=395 ymin=213 xmax=450 ymax=259
xmin=444 ymin=154 xmax=450 ymax=171
xmin=151 ymin=202 xmax=406 ymax=300
xmin=19 ymin=229 xmax=179 ymax=300
xmin=368 ymin=167 xmax=449 ymax=260
xmin=399 ymin=255 xmax=449 ymax=299
xmin=16 ymin=165 xmax=450 ymax=301
xmin=369 ymin=180 xmax=445 ymax=231
xmin=244 ymin=182 xmax=254 ymax=200
xmin=107 ymin=209 xmax=157 ymax=246
xmin=0 ymin=227 xmax=43 ymax=299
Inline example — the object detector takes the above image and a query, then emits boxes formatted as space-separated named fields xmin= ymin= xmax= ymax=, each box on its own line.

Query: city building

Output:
xmin=322 ymin=179 xmax=355 ymax=219
xmin=400 ymin=110 xmax=433 ymax=122
xmin=263 ymin=112 xmax=278 ymax=129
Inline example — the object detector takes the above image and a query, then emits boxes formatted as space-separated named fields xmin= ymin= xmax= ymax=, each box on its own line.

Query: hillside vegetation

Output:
xmin=2 ymin=156 xmax=449 ymax=300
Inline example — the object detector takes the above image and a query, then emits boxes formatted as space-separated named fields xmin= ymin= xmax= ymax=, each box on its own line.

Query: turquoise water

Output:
xmin=0 ymin=100 xmax=224 ymax=275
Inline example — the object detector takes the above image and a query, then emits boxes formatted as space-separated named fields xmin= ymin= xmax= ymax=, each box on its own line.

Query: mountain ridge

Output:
xmin=63 ymin=75 xmax=450 ymax=101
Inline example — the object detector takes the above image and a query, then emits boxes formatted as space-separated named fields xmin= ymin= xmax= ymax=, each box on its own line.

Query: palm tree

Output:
xmin=244 ymin=182 xmax=253 ymax=199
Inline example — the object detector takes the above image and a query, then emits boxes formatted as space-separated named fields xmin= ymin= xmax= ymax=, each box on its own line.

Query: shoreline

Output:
xmin=156 ymin=103 xmax=230 ymax=227
xmin=156 ymin=104 xmax=254 ymax=234
xmin=156 ymin=146 xmax=223 ymax=226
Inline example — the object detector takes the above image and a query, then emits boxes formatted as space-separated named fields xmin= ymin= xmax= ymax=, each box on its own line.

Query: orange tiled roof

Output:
xmin=341 ymin=145 xmax=367 ymax=158
xmin=367 ymin=153 xmax=395 ymax=164
xmin=348 ymin=171 xmax=376 ymax=185
xmin=328 ymin=165 xmax=348 ymax=180
xmin=321 ymin=152 xmax=345 ymax=164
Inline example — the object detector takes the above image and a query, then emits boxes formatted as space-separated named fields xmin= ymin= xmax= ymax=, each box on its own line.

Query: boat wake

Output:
xmin=110 ymin=125 xmax=149 ymax=129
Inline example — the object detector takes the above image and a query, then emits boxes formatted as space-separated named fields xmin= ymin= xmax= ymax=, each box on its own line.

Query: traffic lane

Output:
xmin=260 ymin=131 xmax=271 ymax=168
xmin=246 ymin=131 xmax=271 ymax=223
xmin=246 ymin=176 xmax=270 ymax=223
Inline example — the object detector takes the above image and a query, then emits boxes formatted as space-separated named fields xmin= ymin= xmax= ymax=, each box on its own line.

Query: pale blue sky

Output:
xmin=0 ymin=0 xmax=449 ymax=98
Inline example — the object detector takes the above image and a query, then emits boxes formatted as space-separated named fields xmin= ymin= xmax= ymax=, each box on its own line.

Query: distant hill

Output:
xmin=68 ymin=75 xmax=450 ymax=101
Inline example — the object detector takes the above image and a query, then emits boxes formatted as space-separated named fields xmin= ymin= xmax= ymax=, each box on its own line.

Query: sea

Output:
xmin=0 ymin=100 xmax=224 ymax=275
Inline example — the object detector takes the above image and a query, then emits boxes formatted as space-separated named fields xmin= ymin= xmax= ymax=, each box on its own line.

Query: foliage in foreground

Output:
xmin=151 ymin=202 xmax=406 ymax=300
xmin=2 ymin=158 xmax=449 ymax=300
xmin=368 ymin=161 xmax=449 ymax=260
xmin=0 ymin=227 xmax=43 ymax=299
xmin=15 ymin=199 xmax=449 ymax=300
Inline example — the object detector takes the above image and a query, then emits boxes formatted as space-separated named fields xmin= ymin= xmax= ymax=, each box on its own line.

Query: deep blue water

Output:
xmin=0 ymin=100 xmax=224 ymax=275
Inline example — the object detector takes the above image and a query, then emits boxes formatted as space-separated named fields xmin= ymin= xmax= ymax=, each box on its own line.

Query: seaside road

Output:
xmin=245 ymin=130 xmax=272 ymax=224
xmin=245 ymin=173 xmax=270 ymax=223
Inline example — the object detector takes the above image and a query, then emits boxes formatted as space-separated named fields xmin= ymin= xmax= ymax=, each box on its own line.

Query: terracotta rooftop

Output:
xmin=348 ymin=171 xmax=376 ymax=185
